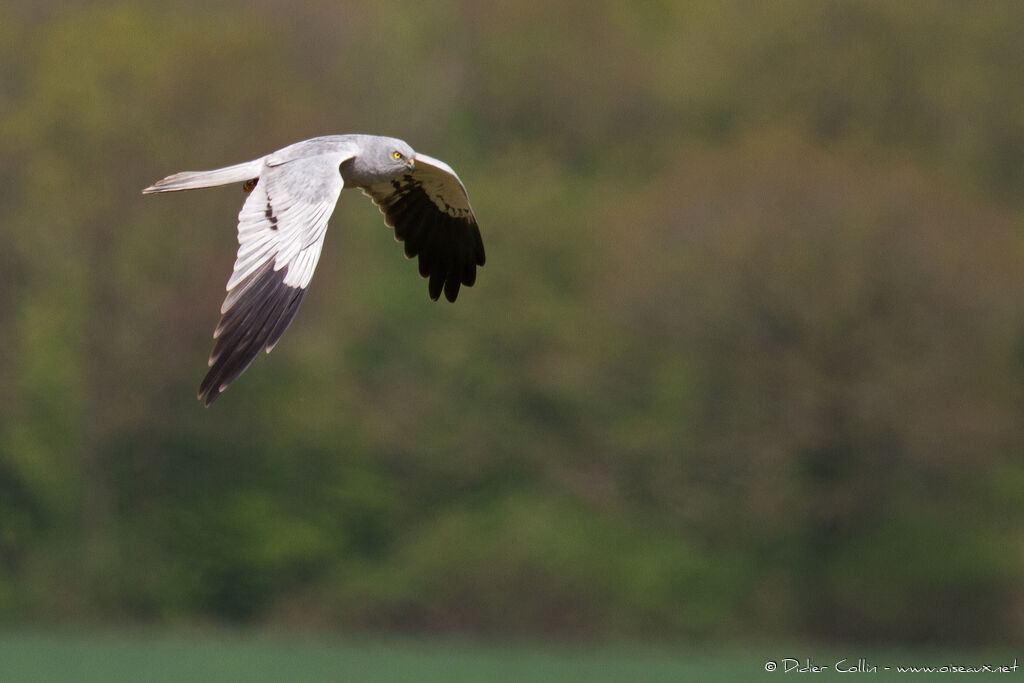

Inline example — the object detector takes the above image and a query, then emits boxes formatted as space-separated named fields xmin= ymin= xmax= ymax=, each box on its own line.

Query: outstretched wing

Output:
xmin=198 ymin=153 xmax=351 ymax=405
xmin=362 ymin=154 xmax=485 ymax=302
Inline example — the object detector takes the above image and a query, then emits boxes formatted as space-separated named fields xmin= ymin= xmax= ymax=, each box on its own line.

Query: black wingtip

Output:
xmin=428 ymin=270 xmax=444 ymax=301
xmin=378 ymin=178 xmax=484 ymax=306
xmin=443 ymin=276 xmax=460 ymax=302
xmin=195 ymin=262 xmax=308 ymax=406
xmin=198 ymin=383 xmax=222 ymax=407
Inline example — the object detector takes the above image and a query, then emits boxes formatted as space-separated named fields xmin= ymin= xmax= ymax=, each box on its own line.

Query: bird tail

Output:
xmin=142 ymin=159 xmax=263 ymax=194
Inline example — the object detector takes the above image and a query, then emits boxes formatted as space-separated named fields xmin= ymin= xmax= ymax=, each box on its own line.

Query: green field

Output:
xmin=0 ymin=631 xmax=1014 ymax=682
xmin=0 ymin=632 xmax=739 ymax=682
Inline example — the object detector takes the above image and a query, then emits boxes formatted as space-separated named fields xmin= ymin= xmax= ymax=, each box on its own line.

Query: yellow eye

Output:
xmin=393 ymin=151 xmax=402 ymax=160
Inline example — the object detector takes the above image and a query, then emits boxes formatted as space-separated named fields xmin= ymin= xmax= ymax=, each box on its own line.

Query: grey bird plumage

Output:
xmin=143 ymin=134 xmax=485 ymax=405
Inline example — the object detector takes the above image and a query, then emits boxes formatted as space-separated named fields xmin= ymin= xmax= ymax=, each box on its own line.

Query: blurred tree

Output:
xmin=593 ymin=134 xmax=1024 ymax=642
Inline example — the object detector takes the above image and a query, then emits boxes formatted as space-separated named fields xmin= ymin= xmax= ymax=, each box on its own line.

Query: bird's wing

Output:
xmin=199 ymin=152 xmax=351 ymax=405
xmin=361 ymin=153 xmax=485 ymax=302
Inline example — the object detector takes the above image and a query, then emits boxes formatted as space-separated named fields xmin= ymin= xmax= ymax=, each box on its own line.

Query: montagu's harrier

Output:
xmin=143 ymin=135 xmax=485 ymax=405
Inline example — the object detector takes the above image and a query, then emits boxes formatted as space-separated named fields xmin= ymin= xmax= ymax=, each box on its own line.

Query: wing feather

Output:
xmin=198 ymin=153 xmax=350 ymax=405
xmin=362 ymin=154 xmax=485 ymax=302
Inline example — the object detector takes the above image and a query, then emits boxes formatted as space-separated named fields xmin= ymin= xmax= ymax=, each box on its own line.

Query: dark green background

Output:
xmin=1 ymin=1 xmax=1022 ymax=648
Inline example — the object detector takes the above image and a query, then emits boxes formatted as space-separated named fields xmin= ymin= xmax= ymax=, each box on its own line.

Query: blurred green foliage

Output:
xmin=0 ymin=0 xmax=1023 ymax=645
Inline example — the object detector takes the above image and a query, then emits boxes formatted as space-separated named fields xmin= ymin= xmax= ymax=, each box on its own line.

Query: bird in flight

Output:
xmin=143 ymin=134 xmax=485 ymax=405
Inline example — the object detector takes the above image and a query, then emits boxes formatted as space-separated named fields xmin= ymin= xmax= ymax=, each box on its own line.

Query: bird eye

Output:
xmin=393 ymin=151 xmax=402 ymax=160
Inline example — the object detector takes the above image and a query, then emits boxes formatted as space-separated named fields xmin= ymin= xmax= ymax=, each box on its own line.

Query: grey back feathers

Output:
xmin=143 ymin=134 xmax=485 ymax=405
